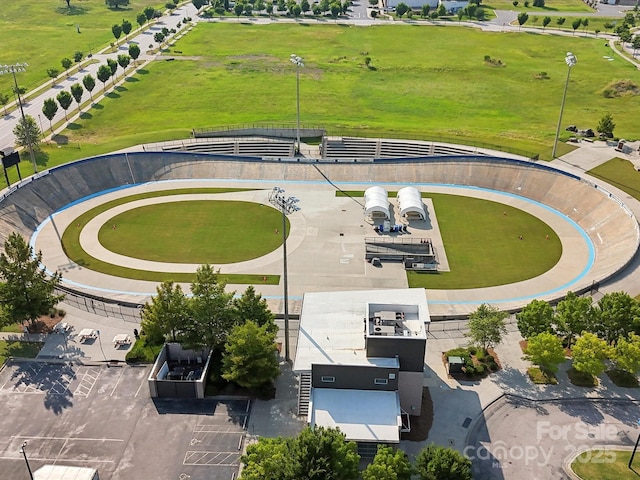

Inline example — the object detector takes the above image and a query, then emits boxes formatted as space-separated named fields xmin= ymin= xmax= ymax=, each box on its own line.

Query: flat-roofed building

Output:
xmin=293 ymin=288 xmax=429 ymax=451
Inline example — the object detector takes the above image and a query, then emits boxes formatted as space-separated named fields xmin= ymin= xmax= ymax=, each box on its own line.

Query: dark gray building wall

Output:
xmin=311 ymin=363 xmax=398 ymax=391
xmin=365 ymin=337 xmax=425 ymax=372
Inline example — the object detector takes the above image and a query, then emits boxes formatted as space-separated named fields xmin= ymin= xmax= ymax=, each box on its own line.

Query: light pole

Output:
xmin=551 ymin=52 xmax=577 ymax=159
xmin=268 ymin=187 xmax=300 ymax=363
xmin=289 ymin=54 xmax=304 ymax=156
xmin=20 ymin=441 xmax=34 ymax=480
xmin=0 ymin=63 xmax=38 ymax=173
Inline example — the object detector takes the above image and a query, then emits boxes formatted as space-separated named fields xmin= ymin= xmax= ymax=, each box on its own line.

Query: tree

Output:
xmin=193 ymin=0 xmax=208 ymax=8
xmin=244 ymin=3 xmax=253 ymax=15
xmin=183 ymin=264 xmax=237 ymax=350
xmin=222 ymin=320 xmax=279 ymax=389
xmin=0 ymin=233 xmax=64 ymax=329
xmin=154 ymin=31 xmax=166 ymax=44
xmin=70 ymin=83 xmax=83 ymax=111
xmin=141 ymin=281 xmax=190 ymax=342
xmin=74 ymin=51 xmax=84 ymax=63
xmin=466 ymin=4 xmax=477 ymax=18
xmin=542 ymin=16 xmax=551 ymax=30
xmin=532 ymin=0 xmax=544 ymax=6
xmin=330 ymin=2 xmax=340 ymax=16
xmin=61 ymin=57 xmax=72 ymax=76
xmin=112 ymin=23 xmax=123 ymax=41
xmin=128 ymin=43 xmax=141 ymax=66
xmin=395 ymin=2 xmax=409 ymax=17
xmin=234 ymin=285 xmax=276 ymax=333
xmin=597 ymin=112 xmax=615 ymax=138
xmin=594 ymin=291 xmax=640 ymax=344
xmin=467 ymin=303 xmax=507 ymax=350
xmin=572 ymin=332 xmax=610 ymax=377
xmin=117 ymin=54 xmax=131 ymax=76
xmin=301 ymin=0 xmax=310 ymax=13
xmin=0 ymin=92 xmax=9 ymax=115
xmin=234 ymin=3 xmax=244 ymax=16
xmin=106 ymin=0 xmax=131 ymax=8
xmin=106 ymin=58 xmax=118 ymax=83
xmin=632 ymin=35 xmax=640 ymax=55
xmin=97 ymin=64 xmax=112 ymax=91
xmin=47 ymin=68 xmax=60 ymax=84
xmin=571 ymin=18 xmax=581 ymax=34
xmin=582 ymin=18 xmax=589 ymax=31
xmin=56 ymin=90 xmax=73 ymax=120
xmin=437 ymin=3 xmax=446 ymax=15
xmin=136 ymin=12 xmax=147 ymax=28
xmin=555 ymin=291 xmax=593 ymax=348
xmin=240 ymin=426 xmax=359 ymax=480
xmin=415 ymin=444 xmax=472 ymax=480
xmin=13 ymin=115 xmax=40 ymax=151
xmin=122 ymin=19 xmax=133 ymax=38
xmin=83 ymin=74 xmax=96 ymax=101
xmin=362 ymin=444 xmax=412 ymax=480
xmin=64 ymin=0 xmax=71 ymax=7
xmin=421 ymin=4 xmax=430 ymax=17
xmin=144 ymin=5 xmax=156 ymax=20
xmin=557 ymin=16 xmax=565 ymax=25
xmin=42 ymin=98 xmax=58 ymax=132
xmin=292 ymin=426 xmax=360 ymax=480
xmin=612 ymin=333 xmax=640 ymax=374
xmin=516 ymin=299 xmax=554 ymax=339
xmin=517 ymin=12 xmax=528 ymax=29
xmin=524 ymin=332 xmax=566 ymax=373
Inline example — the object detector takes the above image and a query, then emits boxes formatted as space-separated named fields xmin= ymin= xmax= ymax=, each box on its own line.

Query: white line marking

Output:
xmin=15 ymin=436 xmax=124 ymax=442
xmin=134 ymin=369 xmax=149 ymax=397
xmin=110 ymin=368 xmax=125 ymax=397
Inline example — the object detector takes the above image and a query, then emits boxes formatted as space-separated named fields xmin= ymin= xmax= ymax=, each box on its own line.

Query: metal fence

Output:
xmin=56 ymin=286 xmax=144 ymax=324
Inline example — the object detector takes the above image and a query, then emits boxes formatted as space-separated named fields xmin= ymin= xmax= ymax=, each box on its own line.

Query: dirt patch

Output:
xmin=602 ymin=79 xmax=640 ymax=98
xmin=401 ymin=387 xmax=433 ymax=442
xmin=25 ymin=312 xmax=66 ymax=334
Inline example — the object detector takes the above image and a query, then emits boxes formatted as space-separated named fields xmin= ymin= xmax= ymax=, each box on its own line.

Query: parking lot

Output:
xmin=0 ymin=361 xmax=250 ymax=480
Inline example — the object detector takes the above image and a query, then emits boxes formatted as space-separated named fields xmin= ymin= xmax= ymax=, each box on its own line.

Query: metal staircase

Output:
xmin=297 ymin=372 xmax=311 ymax=417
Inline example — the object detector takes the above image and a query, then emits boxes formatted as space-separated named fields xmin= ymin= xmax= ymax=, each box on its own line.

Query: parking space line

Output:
xmin=110 ymin=368 xmax=125 ymax=397
xmin=74 ymin=368 xmax=101 ymax=397
xmin=183 ymin=451 xmax=240 ymax=466
xmin=192 ymin=426 xmax=245 ymax=434
xmin=15 ymin=435 xmax=124 ymax=442
xmin=134 ymin=369 xmax=149 ymax=397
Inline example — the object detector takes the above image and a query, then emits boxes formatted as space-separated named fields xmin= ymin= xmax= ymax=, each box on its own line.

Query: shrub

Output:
xmin=524 ymin=0 xmax=529 ymax=6
xmin=476 ymin=349 xmax=486 ymax=361
xmin=468 ymin=346 xmax=477 ymax=355
xmin=57 ymin=309 xmax=66 ymax=318
xmin=488 ymin=361 xmax=499 ymax=371
xmin=125 ymin=335 xmax=164 ymax=363
xmin=465 ymin=365 xmax=476 ymax=376
xmin=475 ymin=364 xmax=485 ymax=375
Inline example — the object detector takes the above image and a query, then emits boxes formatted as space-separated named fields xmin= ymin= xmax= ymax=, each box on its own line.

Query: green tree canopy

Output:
xmin=56 ymin=90 xmax=73 ymax=120
xmin=415 ymin=444 xmax=472 ymax=480
xmin=597 ymin=113 xmax=616 ymax=138
xmin=82 ymin=74 xmax=96 ymax=101
xmin=141 ymin=281 xmax=190 ymax=343
xmin=612 ymin=333 xmax=640 ymax=374
xmin=467 ymin=303 xmax=507 ymax=350
xmin=516 ymin=299 xmax=554 ymax=339
xmin=524 ymin=331 xmax=566 ymax=373
xmin=70 ymin=83 xmax=84 ymax=110
xmin=517 ymin=12 xmax=528 ymax=28
xmin=97 ymin=64 xmax=112 ymax=89
xmin=362 ymin=444 xmax=412 ymax=480
xmin=234 ymin=285 xmax=276 ymax=334
xmin=222 ymin=320 xmax=279 ymax=389
xmin=240 ymin=427 xmax=359 ymax=480
xmin=594 ymin=291 xmax=640 ymax=344
xmin=128 ymin=44 xmax=141 ymax=65
xmin=183 ymin=264 xmax=237 ymax=350
xmin=555 ymin=291 xmax=593 ymax=348
xmin=13 ymin=115 xmax=41 ymax=152
xmin=42 ymin=98 xmax=59 ymax=131
xmin=572 ymin=332 xmax=610 ymax=377
xmin=0 ymin=233 xmax=64 ymax=328
xmin=395 ymin=2 xmax=409 ymax=16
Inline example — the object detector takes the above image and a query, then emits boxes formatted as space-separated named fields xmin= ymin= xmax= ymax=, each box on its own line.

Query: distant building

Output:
xmin=293 ymin=289 xmax=429 ymax=454
xmin=441 ymin=0 xmax=469 ymax=12
xmin=385 ymin=0 xmax=439 ymax=11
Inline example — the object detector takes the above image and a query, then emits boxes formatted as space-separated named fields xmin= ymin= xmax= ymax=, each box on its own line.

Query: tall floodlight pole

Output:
xmin=551 ymin=52 xmax=577 ymax=159
xmin=268 ymin=187 xmax=300 ymax=363
xmin=20 ymin=441 xmax=34 ymax=480
xmin=0 ymin=63 xmax=37 ymax=173
xmin=290 ymin=54 xmax=304 ymax=156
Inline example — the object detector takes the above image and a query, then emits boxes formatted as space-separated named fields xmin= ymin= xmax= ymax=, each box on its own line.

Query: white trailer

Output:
xmin=34 ymin=465 xmax=99 ymax=480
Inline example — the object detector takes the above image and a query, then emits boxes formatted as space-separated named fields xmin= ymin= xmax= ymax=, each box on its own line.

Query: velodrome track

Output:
xmin=2 ymin=151 xmax=638 ymax=318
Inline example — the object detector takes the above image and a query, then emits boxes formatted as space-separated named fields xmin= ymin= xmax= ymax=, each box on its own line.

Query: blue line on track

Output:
xmin=32 ymin=179 xmax=594 ymax=304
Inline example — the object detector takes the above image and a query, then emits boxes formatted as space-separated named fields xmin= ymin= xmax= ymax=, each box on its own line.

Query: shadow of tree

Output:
xmin=7 ymin=361 xmax=76 ymax=415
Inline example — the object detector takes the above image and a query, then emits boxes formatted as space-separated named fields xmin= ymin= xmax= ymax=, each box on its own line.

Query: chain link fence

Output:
xmin=56 ymin=286 xmax=144 ymax=324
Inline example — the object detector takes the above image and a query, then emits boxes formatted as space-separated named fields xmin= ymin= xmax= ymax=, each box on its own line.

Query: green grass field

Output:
xmin=525 ymin=16 xmax=625 ymax=33
xmin=338 ymin=191 xmax=562 ymax=288
xmin=0 ymin=0 xmax=161 ymax=97
xmin=0 ymin=341 xmax=43 ymax=366
xmin=29 ymin=23 xmax=639 ymax=174
xmin=484 ymin=0 xmax=593 ymax=11
xmin=588 ymin=158 xmax=640 ymax=200
xmin=99 ymin=200 xmax=284 ymax=263
xmin=572 ymin=450 xmax=638 ymax=479
xmin=61 ymin=188 xmax=282 ymax=284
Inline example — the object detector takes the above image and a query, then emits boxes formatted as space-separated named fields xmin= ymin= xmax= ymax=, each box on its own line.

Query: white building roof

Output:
xmin=397 ymin=186 xmax=426 ymax=219
xmin=293 ymin=288 xmax=430 ymax=372
xmin=35 ymin=465 xmax=98 ymax=480
xmin=364 ymin=186 xmax=390 ymax=219
xmin=309 ymin=388 xmax=402 ymax=443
